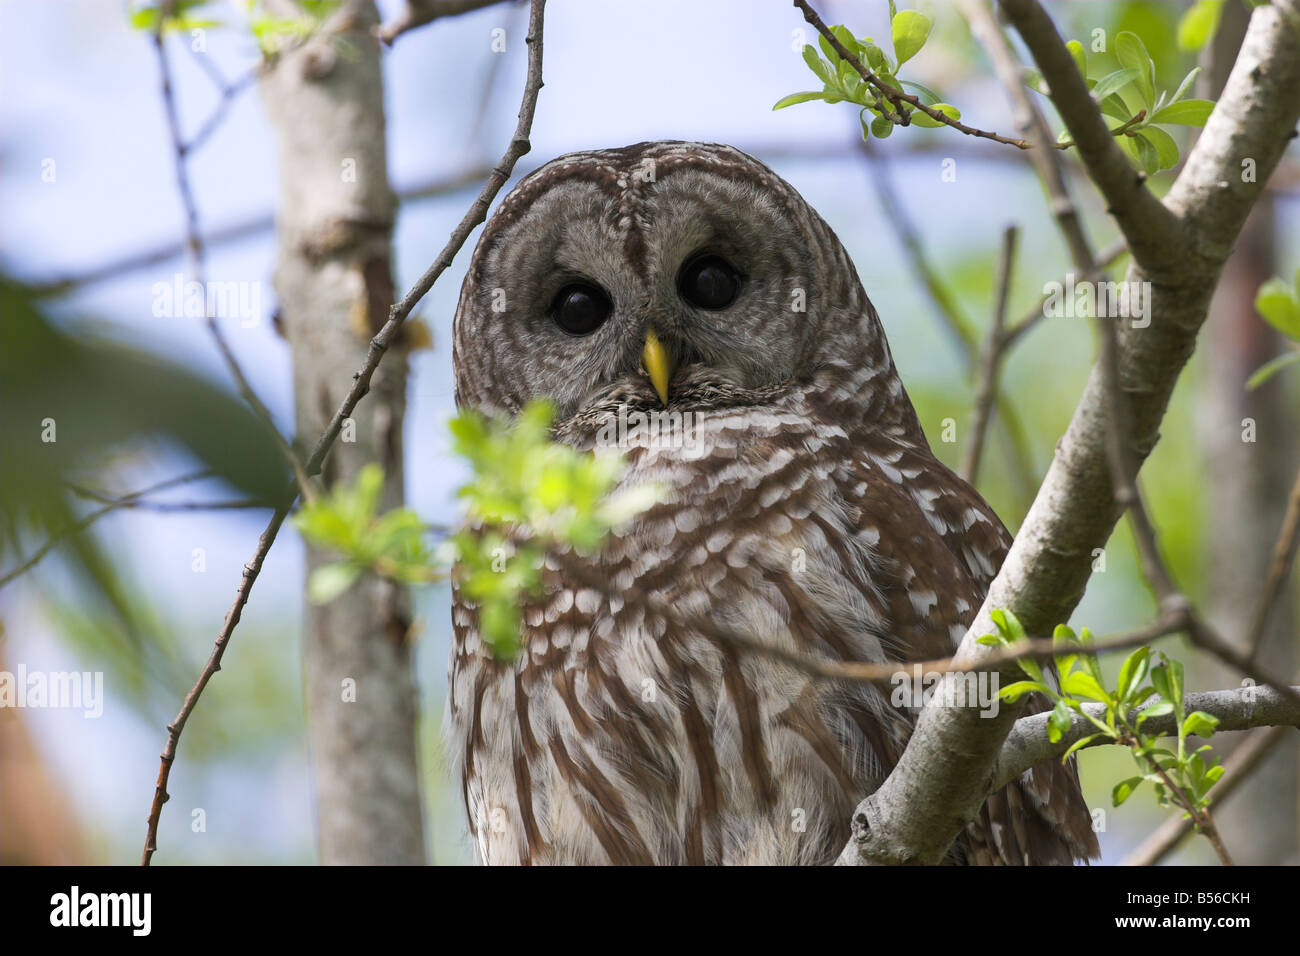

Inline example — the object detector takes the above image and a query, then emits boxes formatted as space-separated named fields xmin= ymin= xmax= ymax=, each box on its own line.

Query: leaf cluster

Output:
xmin=980 ymin=610 xmax=1223 ymax=824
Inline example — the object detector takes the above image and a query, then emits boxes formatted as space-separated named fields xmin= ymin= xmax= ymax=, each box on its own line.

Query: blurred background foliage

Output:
xmin=1 ymin=0 xmax=1295 ymax=865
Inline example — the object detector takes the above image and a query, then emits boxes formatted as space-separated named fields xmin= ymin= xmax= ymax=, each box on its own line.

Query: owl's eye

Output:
xmin=677 ymin=255 xmax=741 ymax=310
xmin=551 ymin=283 xmax=612 ymax=335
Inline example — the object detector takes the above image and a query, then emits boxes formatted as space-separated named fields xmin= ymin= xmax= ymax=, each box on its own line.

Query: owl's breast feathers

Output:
xmin=449 ymin=395 xmax=1099 ymax=865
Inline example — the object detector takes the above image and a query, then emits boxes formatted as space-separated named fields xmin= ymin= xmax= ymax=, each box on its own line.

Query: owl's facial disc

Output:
xmin=454 ymin=143 xmax=894 ymax=431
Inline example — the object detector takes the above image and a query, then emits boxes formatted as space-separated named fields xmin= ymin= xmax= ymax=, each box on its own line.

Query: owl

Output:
xmin=448 ymin=141 xmax=1099 ymax=865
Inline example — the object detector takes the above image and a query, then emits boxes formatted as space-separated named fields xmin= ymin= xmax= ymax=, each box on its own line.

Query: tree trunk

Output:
xmin=260 ymin=0 xmax=425 ymax=864
xmin=1196 ymin=0 xmax=1298 ymax=865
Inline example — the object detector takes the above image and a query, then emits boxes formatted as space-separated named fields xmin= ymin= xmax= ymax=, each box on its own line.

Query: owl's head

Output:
xmin=453 ymin=141 xmax=912 ymax=436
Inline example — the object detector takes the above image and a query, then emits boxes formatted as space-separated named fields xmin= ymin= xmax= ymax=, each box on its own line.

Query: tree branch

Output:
xmin=961 ymin=223 xmax=1018 ymax=486
xmin=837 ymin=0 xmax=1300 ymax=867
xmin=993 ymin=686 xmax=1300 ymax=792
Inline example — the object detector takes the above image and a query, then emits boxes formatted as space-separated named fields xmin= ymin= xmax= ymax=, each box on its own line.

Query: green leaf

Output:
xmin=975 ymin=633 xmax=1003 ymax=647
xmin=862 ymin=41 xmax=889 ymax=74
xmin=802 ymin=45 xmax=836 ymax=87
xmin=1048 ymin=699 xmax=1072 ymax=743
xmin=1133 ymin=133 xmax=1161 ymax=176
xmin=1150 ymin=99 xmax=1215 ymax=126
xmin=773 ymin=91 xmax=842 ymax=110
xmin=1170 ymin=66 xmax=1201 ymax=106
xmin=1136 ymin=699 xmax=1175 ymax=724
xmin=1116 ymin=646 xmax=1151 ymax=702
xmin=1166 ymin=657 xmax=1186 ymax=723
xmin=1023 ymin=67 xmax=1049 ymax=96
xmin=817 ymin=32 xmax=839 ymax=67
xmin=1062 ymin=733 xmax=1103 ymax=760
xmin=1141 ymin=124 xmax=1181 ymax=170
xmin=1091 ymin=67 xmax=1140 ymax=102
xmin=991 ymin=607 xmax=1024 ymax=641
xmin=1177 ymin=1 xmax=1224 ymax=52
xmin=1255 ymin=278 xmax=1300 ymax=339
xmin=908 ymin=102 xmax=961 ymax=128
xmin=870 ymin=115 xmax=894 ymax=139
xmin=1066 ymin=40 xmax=1086 ymax=78
xmin=1113 ymin=776 xmax=1144 ymax=807
xmin=1182 ymin=711 xmax=1220 ymax=739
xmin=998 ymin=680 xmax=1050 ymax=703
xmin=830 ymin=24 xmax=865 ymax=60
xmin=1061 ymin=670 xmax=1111 ymax=703
xmin=307 ymin=562 xmax=360 ymax=604
xmin=1247 ymin=350 xmax=1300 ymax=389
xmin=1115 ymin=31 xmax=1156 ymax=108
xmin=891 ymin=10 xmax=932 ymax=67
xmin=899 ymin=79 xmax=942 ymax=104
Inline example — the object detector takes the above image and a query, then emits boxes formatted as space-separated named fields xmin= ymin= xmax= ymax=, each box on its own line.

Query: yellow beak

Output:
xmin=641 ymin=329 xmax=675 ymax=405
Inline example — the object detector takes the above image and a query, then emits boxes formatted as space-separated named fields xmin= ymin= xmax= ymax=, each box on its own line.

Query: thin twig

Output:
xmin=795 ymin=0 xmax=1032 ymax=149
xmin=151 ymin=25 xmax=316 ymax=502
xmin=140 ymin=0 xmax=550 ymax=866
xmin=185 ymin=64 xmax=260 ymax=156
xmin=140 ymin=502 xmax=291 ymax=865
xmin=962 ymin=224 xmax=1018 ymax=486
xmin=66 ymin=483 xmax=268 ymax=513
xmin=0 ymin=471 xmax=213 ymax=590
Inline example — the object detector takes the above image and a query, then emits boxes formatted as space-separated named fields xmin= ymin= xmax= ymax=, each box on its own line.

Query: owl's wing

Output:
xmin=843 ymin=435 xmax=1100 ymax=865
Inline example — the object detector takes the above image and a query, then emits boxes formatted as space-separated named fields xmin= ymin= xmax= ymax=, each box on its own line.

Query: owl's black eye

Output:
xmin=677 ymin=255 xmax=741 ymax=310
xmin=551 ymin=283 xmax=612 ymax=335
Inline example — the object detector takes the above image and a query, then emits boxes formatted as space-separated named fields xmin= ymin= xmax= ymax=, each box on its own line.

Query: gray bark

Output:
xmin=261 ymin=0 xmax=425 ymax=864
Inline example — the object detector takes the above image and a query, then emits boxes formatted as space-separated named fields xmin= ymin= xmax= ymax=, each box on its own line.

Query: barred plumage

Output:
xmin=449 ymin=142 xmax=1099 ymax=865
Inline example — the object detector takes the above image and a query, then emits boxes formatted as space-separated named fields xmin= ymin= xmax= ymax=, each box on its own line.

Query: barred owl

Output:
xmin=449 ymin=141 xmax=1099 ymax=865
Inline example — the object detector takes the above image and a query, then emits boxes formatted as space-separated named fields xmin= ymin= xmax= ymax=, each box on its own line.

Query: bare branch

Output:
xmin=961 ymin=224 xmax=1018 ymax=486
xmin=66 ymin=483 xmax=267 ymax=513
xmin=151 ymin=27 xmax=316 ymax=501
